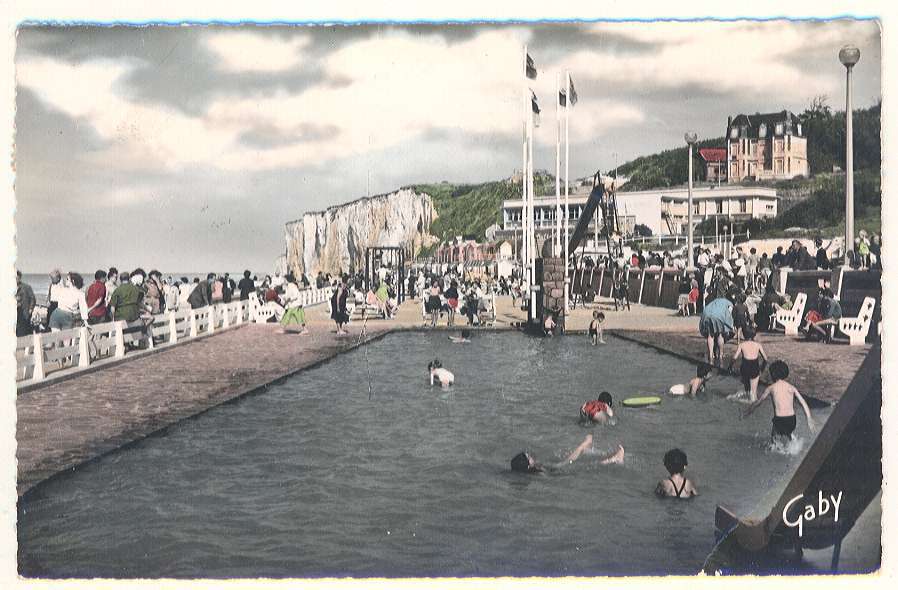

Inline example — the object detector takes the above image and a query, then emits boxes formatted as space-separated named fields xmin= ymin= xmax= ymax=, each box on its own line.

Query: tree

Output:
xmin=633 ymin=223 xmax=653 ymax=237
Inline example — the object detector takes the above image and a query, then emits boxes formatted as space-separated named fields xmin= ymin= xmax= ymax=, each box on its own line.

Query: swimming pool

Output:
xmin=18 ymin=332 xmax=829 ymax=577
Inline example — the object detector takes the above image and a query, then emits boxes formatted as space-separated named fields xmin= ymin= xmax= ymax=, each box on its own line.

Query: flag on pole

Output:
xmin=526 ymin=53 xmax=537 ymax=79
xmin=559 ymin=78 xmax=579 ymax=107
xmin=530 ymin=91 xmax=541 ymax=127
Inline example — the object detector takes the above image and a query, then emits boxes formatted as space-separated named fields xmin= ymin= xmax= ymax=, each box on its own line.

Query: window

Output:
xmin=739 ymin=199 xmax=747 ymax=213
xmin=693 ymin=202 xmax=700 ymax=215
xmin=715 ymin=201 xmax=723 ymax=214
xmin=775 ymin=123 xmax=784 ymax=135
xmin=759 ymin=123 xmax=767 ymax=138
xmin=730 ymin=128 xmax=738 ymax=138
xmin=797 ymin=123 xmax=802 ymax=136
xmin=766 ymin=204 xmax=774 ymax=211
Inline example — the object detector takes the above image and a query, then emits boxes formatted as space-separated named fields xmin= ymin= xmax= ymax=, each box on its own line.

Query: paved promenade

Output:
xmin=16 ymin=294 xmax=873 ymax=495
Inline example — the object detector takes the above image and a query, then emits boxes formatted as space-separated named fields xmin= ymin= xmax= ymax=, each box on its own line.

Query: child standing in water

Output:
xmin=655 ymin=448 xmax=698 ymax=498
xmin=589 ymin=311 xmax=606 ymax=345
xmin=729 ymin=327 xmax=768 ymax=401
xmin=428 ymin=359 xmax=455 ymax=388
xmin=669 ymin=363 xmax=712 ymax=396
xmin=742 ymin=360 xmax=816 ymax=443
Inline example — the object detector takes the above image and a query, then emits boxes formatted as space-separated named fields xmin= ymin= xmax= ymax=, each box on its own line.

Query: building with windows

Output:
xmin=499 ymin=185 xmax=778 ymax=238
xmin=699 ymin=147 xmax=727 ymax=183
xmin=727 ymin=110 xmax=808 ymax=182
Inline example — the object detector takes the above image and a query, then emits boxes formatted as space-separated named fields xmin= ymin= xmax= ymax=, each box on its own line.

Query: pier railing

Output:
xmin=15 ymin=286 xmax=335 ymax=388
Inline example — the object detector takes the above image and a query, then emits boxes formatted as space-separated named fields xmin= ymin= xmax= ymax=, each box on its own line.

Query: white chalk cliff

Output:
xmin=283 ymin=188 xmax=438 ymax=276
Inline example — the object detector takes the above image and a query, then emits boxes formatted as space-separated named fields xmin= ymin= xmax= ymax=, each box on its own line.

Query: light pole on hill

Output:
xmin=839 ymin=45 xmax=860 ymax=266
xmin=685 ymin=132 xmax=698 ymax=268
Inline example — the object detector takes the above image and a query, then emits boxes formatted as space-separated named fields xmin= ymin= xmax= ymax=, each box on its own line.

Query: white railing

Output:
xmin=15 ymin=287 xmax=335 ymax=388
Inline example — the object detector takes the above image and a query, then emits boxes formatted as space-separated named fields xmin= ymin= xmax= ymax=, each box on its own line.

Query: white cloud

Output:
xmin=204 ymin=30 xmax=311 ymax=73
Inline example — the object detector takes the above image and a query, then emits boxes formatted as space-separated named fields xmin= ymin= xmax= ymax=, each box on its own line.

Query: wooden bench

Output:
xmin=774 ymin=292 xmax=807 ymax=336
xmin=838 ymin=296 xmax=876 ymax=346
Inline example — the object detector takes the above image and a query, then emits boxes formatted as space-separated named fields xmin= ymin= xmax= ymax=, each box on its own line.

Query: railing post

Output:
xmin=32 ymin=332 xmax=45 ymax=381
xmin=235 ymin=302 xmax=243 ymax=325
xmin=208 ymin=306 xmax=215 ymax=334
xmin=638 ymin=269 xmax=647 ymax=304
xmin=114 ymin=320 xmax=126 ymax=358
xmin=78 ymin=326 xmax=90 ymax=367
xmin=169 ymin=311 xmax=178 ymax=344
xmin=146 ymin=320 xmax=154 ymax=350
xmin=190 ymin=310 xmax=198 ymax=337
xmin=221 ymin=304 xmax=230 ymax=329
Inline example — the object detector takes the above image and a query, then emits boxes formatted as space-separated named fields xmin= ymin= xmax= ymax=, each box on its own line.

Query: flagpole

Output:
xmin=555 ymin=73 xmax=561 ymax=257
xmin=528 ymin=100 xmax=536 ymax=318
xmin=563 ymin=70 xmax=571 ymax=320
xmin=521 ymin=45 xmax=528 ymax=285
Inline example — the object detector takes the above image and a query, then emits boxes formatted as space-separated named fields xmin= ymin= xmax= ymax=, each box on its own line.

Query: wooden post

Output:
xmin=32 ymin=332 xmax=45 ymax=381
xmin=597 ymin=267 xmax=605 ymax=298
xmin=208 ymin=306 xmax=215 ymax=334
xmin=638 ymin=269 xmax=647 ymax=304
xmin=658 ymin=269 xmax=665 ymax=300
xmin=146 ymin=320 xmax=155 ymax=350
xmin=78 ymin=326 xmax=90 ymax=367
xmin=221 ymin=304 xmax=230 ymax=329
xmin=168 ymin=312 xmax=178 ymax=344
xmin=114 ymin=320 xmax=125 ymax=358
xmin=190 ymin=310 xmax=198 ymax=337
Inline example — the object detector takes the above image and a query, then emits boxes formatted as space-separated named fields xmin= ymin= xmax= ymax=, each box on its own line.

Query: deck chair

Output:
xmin=774 ymin=292 xmax=807 ymax=336
xmin=838 ymin=297 xmax=876 ymax=346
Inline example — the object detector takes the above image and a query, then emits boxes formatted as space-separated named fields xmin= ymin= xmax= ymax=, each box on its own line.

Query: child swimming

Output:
xmin=448 ymin=329 xmax=472 ymax=343
xmin=655 ymin=448 xmax=698 ymax=499
xmin=728 ymin=327 xmax=768 ymax=401
xmin=742 ymin=360 xmax=816 ymax=443
xmin=579 ymin=392 xmax=614 ymax=423
xmin=589 ymin=311 xmax=606 ymax=345
xmin=669 ymin=364 xmax=712 ymax=396
xmin=510 ymin=434 xmax=624 ymax=473
xmin=428 ymin=359 xmax=455 ymax=387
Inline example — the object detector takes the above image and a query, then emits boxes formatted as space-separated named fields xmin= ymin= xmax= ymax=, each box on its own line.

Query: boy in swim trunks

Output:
xmin=510 ymin=434 xmax=624 ymax=473
xmin=655 ymin=448 xmax=698 ymax=499
xmin=669 ymin=363 xmax=712 ymax=396
xmin=428 ymin=359 xmax=455 ymax=388
xmin=589 ymin=311 xmax=605 ymax=345
xmin=580 ymin=392 xmax=614 ymax=424
xmin=729 ymin=327 xmax=768 ymax=401
xmin=742 ymin=360 xmax=816 ymax=442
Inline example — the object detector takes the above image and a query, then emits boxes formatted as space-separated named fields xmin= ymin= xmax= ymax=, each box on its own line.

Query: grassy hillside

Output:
xmin=616 ymin=137 xmax=726 ymax=191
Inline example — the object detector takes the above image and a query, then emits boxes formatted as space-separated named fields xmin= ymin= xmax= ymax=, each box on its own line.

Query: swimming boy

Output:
xmin=448 ymin=329 xmax=472 ymax=343
xmin=510 ymin=434 xmax=624 ymax=473
xmin=742 ymin=360 xmax=816 ymax=442
xmin=655 ymin=448 xmax=698 ymax=499
xmin=544 ymin=312 xmax=557 ymax=337
xmin=729 ymin=327 xmax=768 ymax=401
xmin=589 ymin=311 xmax=606 ymax=345
xmin=580 ymin=392 xmax=615 ymax=424
xmin=669 ymin=363 xmax=712 ymax=396
xmin=428 ymin=359 xmax=455 ymax=387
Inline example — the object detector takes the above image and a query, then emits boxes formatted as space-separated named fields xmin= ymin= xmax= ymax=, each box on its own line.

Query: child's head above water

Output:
xmin=461 ymin=329 xmax=471 ymax=339
xmin=511 ymin=452 xmax=536 ymax=473
xmin=428 ymin=359 xmax=442 ymax=372
xmin=598 ymin=391 xmax=613 ymax=406
xmin=663 ymin=448 xmax=688 ymax=475
xmin=769 ymin=360 xmax=789 ymax=382
xmin=743 ymin=326 xmax=756 ymax=340
xmin=697 ymin=363 xmax=712 ymax=379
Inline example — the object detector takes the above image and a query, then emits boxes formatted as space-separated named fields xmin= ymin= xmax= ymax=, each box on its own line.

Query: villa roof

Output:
xmin=728 ymin=110 xmax=804 ymax=138
xmin=698 ymin=148 xmax=727 ymax=162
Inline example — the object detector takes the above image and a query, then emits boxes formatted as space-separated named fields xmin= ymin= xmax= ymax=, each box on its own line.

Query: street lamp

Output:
xmin=685 ymin=132 xmax=698 ymax=268
xmin=839 ymin=45 xmax=860 ymax=266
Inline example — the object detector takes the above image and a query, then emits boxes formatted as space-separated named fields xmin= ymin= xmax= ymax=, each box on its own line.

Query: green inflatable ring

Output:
xmin=622 ymin=396 xmax=662 ymax=408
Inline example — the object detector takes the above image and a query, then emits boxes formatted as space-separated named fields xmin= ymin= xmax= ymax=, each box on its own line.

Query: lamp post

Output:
xmin=685 ymin=132 xmax=698 ymax=268
xmin=839 ymin=45 xmax=860 ymax=266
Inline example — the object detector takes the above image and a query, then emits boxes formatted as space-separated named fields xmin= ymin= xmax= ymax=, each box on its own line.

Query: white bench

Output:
xmin=838 ymin=296 xmax=876 ymax=346
xmin=774 ymin=291 xmax=807 ymax=336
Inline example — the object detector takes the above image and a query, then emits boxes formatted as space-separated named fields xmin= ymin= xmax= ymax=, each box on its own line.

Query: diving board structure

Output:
xmin=705 ymin=342 xmax=881 ymax=574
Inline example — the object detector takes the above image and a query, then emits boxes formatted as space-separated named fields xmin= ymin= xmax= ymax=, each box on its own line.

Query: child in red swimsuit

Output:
xmin=580 ymin=391 xmax=614 ymax=423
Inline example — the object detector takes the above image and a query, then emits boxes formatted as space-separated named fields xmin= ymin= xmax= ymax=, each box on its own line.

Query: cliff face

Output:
xmin=284 ymin=189 xmax=438 ymax=276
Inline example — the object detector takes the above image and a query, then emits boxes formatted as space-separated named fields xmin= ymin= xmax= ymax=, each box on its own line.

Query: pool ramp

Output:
xmin=704 ymin=342 xmax=881 ymax=574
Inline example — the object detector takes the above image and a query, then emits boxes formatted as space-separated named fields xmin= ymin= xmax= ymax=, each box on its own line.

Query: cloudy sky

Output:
xmin=14 ymin=20 xmax=881 ymax=273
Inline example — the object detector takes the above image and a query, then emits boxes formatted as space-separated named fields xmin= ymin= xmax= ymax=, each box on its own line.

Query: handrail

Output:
xmin=16 ymin=288 xmax=335 ymax=388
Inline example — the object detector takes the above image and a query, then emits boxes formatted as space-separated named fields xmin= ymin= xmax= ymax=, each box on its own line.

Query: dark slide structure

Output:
xmin=705 ymin=342 xmax=882 ymax=574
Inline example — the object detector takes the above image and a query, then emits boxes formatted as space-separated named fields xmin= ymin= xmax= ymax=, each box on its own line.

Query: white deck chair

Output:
xmin=838 ymin=296 xmax=876 ymax=346
xmin=774 ymin=292 xmax=807 ymax=336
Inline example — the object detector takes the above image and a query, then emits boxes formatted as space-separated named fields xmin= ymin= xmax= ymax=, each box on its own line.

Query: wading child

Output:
xmin=655 ymin=448 xmax=698 ymax=499
xmin=589 ymin=311 xmax=606 ymax=345
xmin=510 ymin=434 xmax=624 ymax=473
xmin=544 ymin=311 xmax=557 ymax=337
xmin=729 ymin=327 xmax=768 ymax=401
xmin=428 ymin=358 xmax=455 ymax=388
xmin=580 ymin=392 xmax=614 ymax=423
xmin=669 ymin=363 xmax=712 ymax=396
xmin=742 ymin=360 xmax=816 ymax=443
xmin=448 ymin=329 xmax=472 ymax=343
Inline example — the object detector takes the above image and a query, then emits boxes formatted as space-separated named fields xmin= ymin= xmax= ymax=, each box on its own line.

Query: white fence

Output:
xmin=15 ymin=286 xmax=335 ymax=388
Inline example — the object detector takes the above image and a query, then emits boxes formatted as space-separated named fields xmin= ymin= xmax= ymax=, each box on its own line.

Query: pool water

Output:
xmin=18 ymin=332 xmax=829 ymax=578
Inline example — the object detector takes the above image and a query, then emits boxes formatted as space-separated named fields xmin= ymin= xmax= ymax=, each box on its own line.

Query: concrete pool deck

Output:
xmin=16 ymin=295 xmax=873 ymax=496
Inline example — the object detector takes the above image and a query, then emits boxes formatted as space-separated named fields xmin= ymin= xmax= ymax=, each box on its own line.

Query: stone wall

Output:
xmin=539 ymin=256 xmax=566 ymax=330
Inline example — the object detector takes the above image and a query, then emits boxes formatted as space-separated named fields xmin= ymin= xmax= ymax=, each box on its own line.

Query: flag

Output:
xmin=531 ymin=91 xmax=541 ymax=127
xmin=526 ymin=53 xmax=537 ymax=79
xmin=560 ymin=79 xmax=579 ymax=107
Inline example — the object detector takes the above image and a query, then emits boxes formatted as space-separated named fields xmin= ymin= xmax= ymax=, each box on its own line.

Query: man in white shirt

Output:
xmin=104 ymin=267 xmax=119 ymax=306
